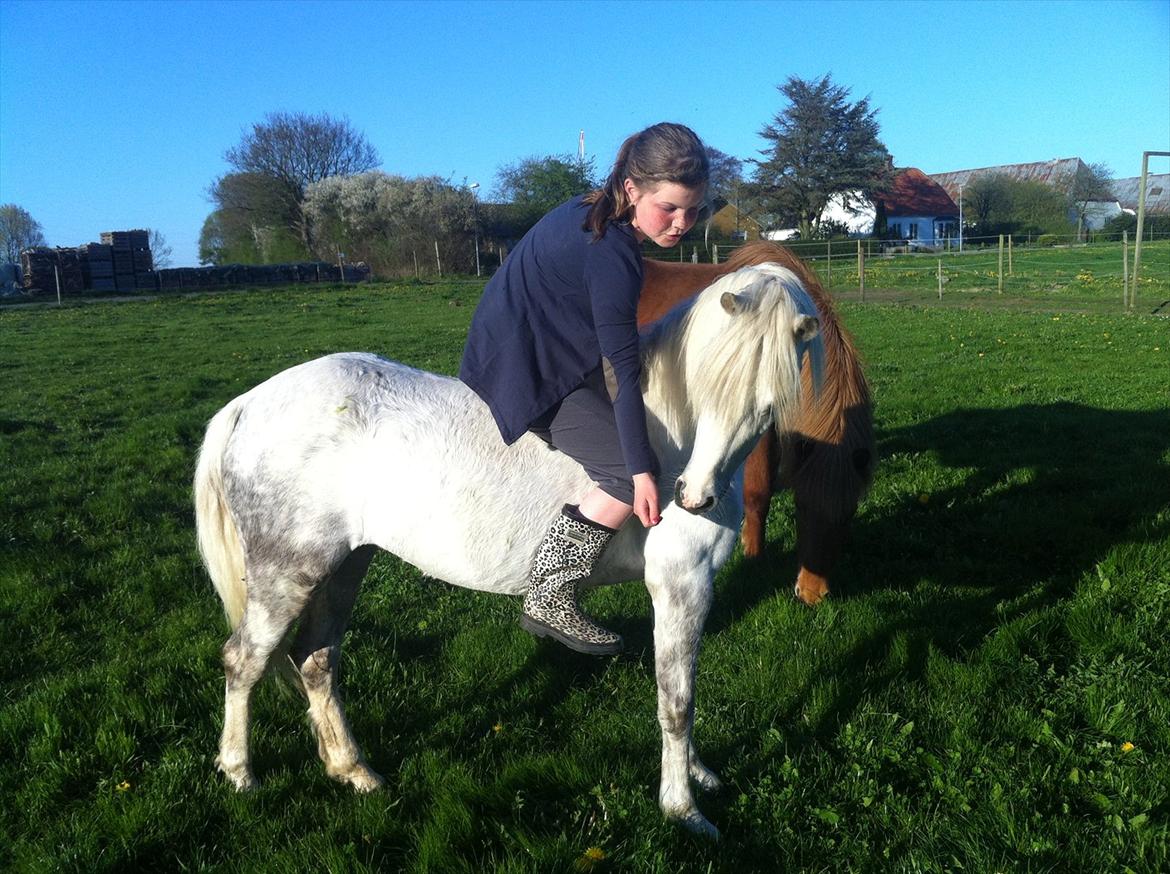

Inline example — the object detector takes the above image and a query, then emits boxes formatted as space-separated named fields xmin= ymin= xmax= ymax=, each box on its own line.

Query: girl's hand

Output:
xmin=632 ymin=472 xmax=661 ymax=527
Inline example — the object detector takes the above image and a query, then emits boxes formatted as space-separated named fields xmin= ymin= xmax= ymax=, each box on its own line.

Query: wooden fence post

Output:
xmin=937 ymin=259 xmax=943 ymax=300
xmin=337 ymin=250 xmax=345 ymax=284
xmin=857 ymin=239 xmax=865 ymax=301
xmin=54 ymin=264 xmax=62 ymax=306
xmin=997 ymin=235 xmax=1004 ymax=294
xmin=434 ymin=241 xmax=442 ymax=278
xmin=1008 ymin=235 xmax=1013 ymax=276
xmin=826 ymin=240 xmax=831 ymax=289
xmin=1122 ymin=231 xmax=1130 ymax=309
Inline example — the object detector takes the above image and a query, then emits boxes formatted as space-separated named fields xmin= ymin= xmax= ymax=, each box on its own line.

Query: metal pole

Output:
xmin=54 ymin=263 xmax=62 ymax=305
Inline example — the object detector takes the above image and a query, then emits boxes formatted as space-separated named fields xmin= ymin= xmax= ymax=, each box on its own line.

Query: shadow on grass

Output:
xmin=707 ymin=401 xmax=1169 ymax=756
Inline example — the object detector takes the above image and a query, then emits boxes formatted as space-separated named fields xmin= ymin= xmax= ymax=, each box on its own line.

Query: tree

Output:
xmin=493 ymin=155 xmax=596 ymax=229
xmin=216 ymin=112 xmax=380 ymax=253
xmin=751 ymin=75 xmax=894 ymax=238
xmin=1067 ymin=162 xmax=1114 ymax=241
xmin=225 ymin=111 xmax=381 ymax=193
xmin=201 ymin=172 xmax=310 ymax=265
xmin=965 ymin=174 xmax=1071 ymax=239
xmin=148 ymin=229 xmax=174 ymax=269
xmin=705 ymin=146 xmax=744 ymax=205
xmin=303 ymin=172 xmax=477 ymax=277
xmin=0 ymin=204 xmax=47 ymax=262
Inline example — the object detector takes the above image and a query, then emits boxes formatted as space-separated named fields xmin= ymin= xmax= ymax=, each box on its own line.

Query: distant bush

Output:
xmin=1035 ymin=234 xmax=1062 ymax=248
xmin=1096 ymin=213 xmax=1170 ymax=241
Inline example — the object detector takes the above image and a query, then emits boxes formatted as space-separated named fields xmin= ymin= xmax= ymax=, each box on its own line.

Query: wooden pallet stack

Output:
xmin=80 ymin=243 xmax=116 ymax=292
xmin=100 ymin=230 xmax=152 ymax=290
xmin=19 ymin=248 xmax=85 ymax=295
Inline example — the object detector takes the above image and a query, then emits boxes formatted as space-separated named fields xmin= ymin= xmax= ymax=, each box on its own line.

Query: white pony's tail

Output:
xmin=194 ymin=399 xmax=248 ymax=629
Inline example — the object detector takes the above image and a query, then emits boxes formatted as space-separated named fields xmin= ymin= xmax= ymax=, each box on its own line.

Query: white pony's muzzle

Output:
xmin=674 ymin=477 xmax=717 ymax=514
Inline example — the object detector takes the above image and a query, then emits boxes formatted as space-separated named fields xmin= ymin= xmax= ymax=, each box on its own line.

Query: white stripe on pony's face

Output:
xmin=672 ymin=273 xmax=819 ymax=514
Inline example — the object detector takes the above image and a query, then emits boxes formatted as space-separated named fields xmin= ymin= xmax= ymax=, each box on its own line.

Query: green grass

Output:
xmin=805 ymin=239 xmax=1168 ymax=314
xmin=1 ymin=278 xmax=1167 ymax=872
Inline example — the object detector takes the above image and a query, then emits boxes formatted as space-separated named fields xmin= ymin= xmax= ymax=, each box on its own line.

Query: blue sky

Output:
xmin=2 ymin=0 xmax=1167 ymax=267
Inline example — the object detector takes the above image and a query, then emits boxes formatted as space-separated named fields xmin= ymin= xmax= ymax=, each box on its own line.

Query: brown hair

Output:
xmin=583 ymin=122 xmax=709 ymax=239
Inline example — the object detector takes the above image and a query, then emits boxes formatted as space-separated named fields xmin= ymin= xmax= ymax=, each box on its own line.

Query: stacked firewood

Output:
xmin=20 ymin=248 xmax=85 ymax=295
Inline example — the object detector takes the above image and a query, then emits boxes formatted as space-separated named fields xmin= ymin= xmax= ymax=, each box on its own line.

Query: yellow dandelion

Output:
xmin=918 ymin=493 xmax=930 ymax=505
xmin=115 ymin=780 xmax=131 ymax=792
xmin=1121 ymin=742 xmax=1135 ymax=753
xmin=575 ymin=846 xmax=607 ymax=871
xmin=492 ymin=722 xmax=504 ymax=734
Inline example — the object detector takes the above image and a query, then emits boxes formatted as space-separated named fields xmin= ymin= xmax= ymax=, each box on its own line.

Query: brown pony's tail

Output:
xmin=194 ymin=400 xmax=248 ymax=629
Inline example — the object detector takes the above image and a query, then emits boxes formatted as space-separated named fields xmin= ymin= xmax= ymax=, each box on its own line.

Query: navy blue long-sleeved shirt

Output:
xmin=460 ymin=195 xmax=657 ymax=477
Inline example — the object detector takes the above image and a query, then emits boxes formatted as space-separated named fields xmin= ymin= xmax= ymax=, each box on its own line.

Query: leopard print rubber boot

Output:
xmin=519 ymin=506 xmax=623 ymax=655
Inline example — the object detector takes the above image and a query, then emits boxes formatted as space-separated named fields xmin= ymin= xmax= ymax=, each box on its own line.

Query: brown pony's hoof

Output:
xmin=794 ymin=569 xmax=830 ymax=606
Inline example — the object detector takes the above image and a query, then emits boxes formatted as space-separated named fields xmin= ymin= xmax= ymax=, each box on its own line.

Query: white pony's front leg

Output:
xmin=643 ymin=514 xmax=727 ymax=840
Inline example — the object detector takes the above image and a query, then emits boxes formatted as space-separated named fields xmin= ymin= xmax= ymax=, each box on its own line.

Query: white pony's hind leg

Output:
xmin=217 ymin=578 xmax=315 ymax=790
xmin=645 ymin=550 xmax=719 ymax=840
xmin=290 ymin=545 xmax=383 ymax=792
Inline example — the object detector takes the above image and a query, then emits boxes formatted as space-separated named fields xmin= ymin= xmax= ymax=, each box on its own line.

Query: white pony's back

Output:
xmin=219 ymin=353 xmax=625 ymax=594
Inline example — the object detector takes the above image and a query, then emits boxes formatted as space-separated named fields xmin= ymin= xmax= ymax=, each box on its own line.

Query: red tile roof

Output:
xmin=878 ymin=168 xmax=958 ymax=217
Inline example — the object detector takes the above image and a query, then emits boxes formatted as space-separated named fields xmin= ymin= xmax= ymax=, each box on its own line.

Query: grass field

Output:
xmin=1 ymin=273 xmax=1168 ymax=871
xmin=658 ymin=238 xmax=1170 ymax=315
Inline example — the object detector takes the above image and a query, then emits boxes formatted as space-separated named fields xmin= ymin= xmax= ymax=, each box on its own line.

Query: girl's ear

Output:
xmin=623 ymin=178 xmax=641 ymax=204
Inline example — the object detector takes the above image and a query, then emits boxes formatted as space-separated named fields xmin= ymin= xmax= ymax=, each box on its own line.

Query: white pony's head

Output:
xmin=665 ymin=264 xmax=822 ymax=514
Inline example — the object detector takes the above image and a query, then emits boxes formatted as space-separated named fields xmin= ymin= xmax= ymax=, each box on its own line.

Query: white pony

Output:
xmin=195 ymin=263 xmax=822 ymax=838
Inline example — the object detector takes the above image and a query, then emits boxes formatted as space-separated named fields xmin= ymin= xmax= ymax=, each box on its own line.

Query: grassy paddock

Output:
xmin=1 ymin=281 xmax=1167 ymax=872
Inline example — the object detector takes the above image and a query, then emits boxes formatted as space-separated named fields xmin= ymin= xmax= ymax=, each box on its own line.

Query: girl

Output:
xmin=460 ymin=122 xmax=709 ymax=655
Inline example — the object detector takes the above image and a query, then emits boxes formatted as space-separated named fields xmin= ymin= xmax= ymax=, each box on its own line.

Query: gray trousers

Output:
xmin=528 ymin=366 xmax=635 ymax=504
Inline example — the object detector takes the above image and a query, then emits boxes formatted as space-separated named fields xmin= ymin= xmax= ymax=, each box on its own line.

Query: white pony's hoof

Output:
xmin=670 ymin=808 xmax=721 ymax=840
xmin=218 ymin=762 xmax=258 ymax=791
xmin=336 ymin=765 xmax=384 ymax=793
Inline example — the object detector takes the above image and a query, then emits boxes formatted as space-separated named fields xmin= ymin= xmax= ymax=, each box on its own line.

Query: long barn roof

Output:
xmin=930 ymin=158 xmax=1170 ymax=215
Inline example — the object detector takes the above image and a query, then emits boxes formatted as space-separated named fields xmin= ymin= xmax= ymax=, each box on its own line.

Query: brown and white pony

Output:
xmin=640 ymin=242 xmax=874 ymax=604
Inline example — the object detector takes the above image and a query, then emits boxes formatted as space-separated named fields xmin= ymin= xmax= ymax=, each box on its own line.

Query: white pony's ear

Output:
xmin=721 ymin=291 xmax=750 ymax=314
xmin=793 ymin=314 xmax=819 ymax=342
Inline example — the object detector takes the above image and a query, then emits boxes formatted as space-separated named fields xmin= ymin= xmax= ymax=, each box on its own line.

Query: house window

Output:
xmin=908 ymin=222 xmax=919 ymax=240
xmin=890 ymin=222 xmax=903 ymax=238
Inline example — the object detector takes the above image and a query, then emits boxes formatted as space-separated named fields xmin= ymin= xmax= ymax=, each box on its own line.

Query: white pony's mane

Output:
xmin=640 ymin=264 xmax=824 ymax=436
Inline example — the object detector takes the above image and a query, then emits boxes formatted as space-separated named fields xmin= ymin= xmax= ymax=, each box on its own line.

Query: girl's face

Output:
xmin=624 ymin=179 xmax=705 ymax=247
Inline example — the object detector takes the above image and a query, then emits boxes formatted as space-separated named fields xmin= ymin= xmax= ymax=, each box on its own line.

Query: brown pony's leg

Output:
xmin=740 ymin=431 xmax=776 ymax=559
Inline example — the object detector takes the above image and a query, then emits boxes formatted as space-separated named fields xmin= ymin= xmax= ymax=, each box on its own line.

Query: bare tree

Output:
xmin=148 ymin=229 xmax=174 ymax=269
xmin=218 ymin=112 xmax=381 ymax=253
xmin=225 ymin=112 xmax=380 ymax=195
xmin=1068 ymin=162 xmax=1114 ymax=241
xmin=0 ymin=204 xmax=47 ymax=263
